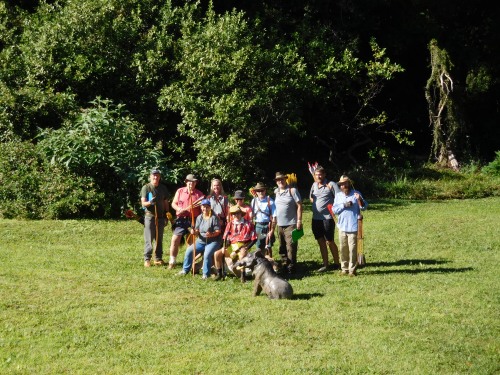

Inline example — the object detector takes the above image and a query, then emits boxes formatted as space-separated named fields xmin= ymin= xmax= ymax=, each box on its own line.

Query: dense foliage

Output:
xmin=0 ymin=0 xmax=498 ymax=217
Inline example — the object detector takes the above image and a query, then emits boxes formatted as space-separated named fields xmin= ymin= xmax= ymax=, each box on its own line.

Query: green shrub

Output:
xmin=482 ymin=151 xmax=500 ymax=176
xmin=0 ymin=141 xmax=105 ymax=219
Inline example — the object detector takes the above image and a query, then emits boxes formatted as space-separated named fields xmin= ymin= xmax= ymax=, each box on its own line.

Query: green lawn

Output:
xmin=1 ymin=198 xmax=499 ymax=374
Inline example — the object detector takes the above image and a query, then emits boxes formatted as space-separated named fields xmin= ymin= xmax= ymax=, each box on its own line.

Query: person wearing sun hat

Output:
xmin=233 ymin=189 xmax=253 ymax=221
xmin=333 ymin=175 xmax=367 ymax=276
xmin=178 ymin=199 xmax=221 ymax=279
xmin=140 ymin=168 xmax=170 ymax=267
xmin=250 ymin=182 xmax=277 ymax=257
xmin=213 ymin=205 xmax=257 ymax=281
xmin=168 ymin=173 xmax=204 ymax=269
xmin=273 ymin=171 xmax=303 ymax=274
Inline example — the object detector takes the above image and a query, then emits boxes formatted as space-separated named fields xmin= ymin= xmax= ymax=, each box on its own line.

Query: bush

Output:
xmin=0 ymin=141 xmax=105 ymax=219
xmin=482 ymin=151 xmax=500 ymax=176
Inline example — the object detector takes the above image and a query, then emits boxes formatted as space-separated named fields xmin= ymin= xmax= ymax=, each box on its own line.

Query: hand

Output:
xmin=149 ymin=197 xmax=156 ymax=206
xmin=344 ymin=201 xmax=353 ymax=208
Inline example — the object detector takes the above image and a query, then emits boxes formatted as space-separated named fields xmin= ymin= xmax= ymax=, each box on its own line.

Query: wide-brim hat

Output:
xmin=200 ymin=198 xmax=211 ymax=206
xmin=338 ymin=175 xmax=351 ymax=185
xmin=253 ymin=182 xmax=267 ymax=191
xmin=233 ymin=190 xmax=245 ymax=199
xmin=185 ymin=174 xmax=198 ymax=182
xmin=229 ymin=205 xmax=244 ymax=214
xmin=274 ymin=171 xmax=288 ymax=180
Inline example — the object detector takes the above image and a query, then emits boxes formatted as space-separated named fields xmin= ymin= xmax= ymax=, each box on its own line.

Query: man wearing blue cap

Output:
xmin=141 ymin=168 xmax=170 ymax=267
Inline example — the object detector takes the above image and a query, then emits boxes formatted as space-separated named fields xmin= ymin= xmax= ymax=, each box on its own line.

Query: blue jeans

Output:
xmin=182 ymin=239 xmax=220 ymax=277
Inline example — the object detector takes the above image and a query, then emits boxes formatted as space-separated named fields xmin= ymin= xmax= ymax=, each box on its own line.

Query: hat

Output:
xmin=338 ymin=175 xmax=351 ymax=185
xmin=151 ymin=168 xmax=161 ymax=175
xmin=233 ymin=190 xmax=245 ymax=200
xmin=200 ymin=198 xmax=211 ymax=206
xmin=185 ymin=174 xmax=198 ymax=182
xmin=229 ymin=205 xmax=244 ymax=214
xmin=253 ymin=182 xmax=267 ymax=191
xmin=274 ymin=171 xmax=288 ymax=180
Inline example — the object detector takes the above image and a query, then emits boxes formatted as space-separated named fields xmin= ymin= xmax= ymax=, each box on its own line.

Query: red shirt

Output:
xmin=223 ymin=219 xmax=257 ymax=244
xmin=176 ymin=187 xmax=204 ymax=218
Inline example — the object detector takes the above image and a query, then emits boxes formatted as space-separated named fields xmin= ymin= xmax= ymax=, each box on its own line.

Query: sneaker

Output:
xmin=317 ymin=266 xmax=328 ymax=273
xmin=178 ymin=270 xmax=187 ymax=276
xmin=144 ymin=260 xmax=151 ymax=267
xmin=154 ymin=260 xmax=166 ymax=266
xmin=168 ymin=263 xmax=176 ymax=270
xmin=202 ymin=275 xmax=208 ymax=280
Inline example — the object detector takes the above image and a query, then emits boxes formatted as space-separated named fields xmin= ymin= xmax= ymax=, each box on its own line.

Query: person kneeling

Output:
xmin=214 ymin=205 xmax=257 ymax=282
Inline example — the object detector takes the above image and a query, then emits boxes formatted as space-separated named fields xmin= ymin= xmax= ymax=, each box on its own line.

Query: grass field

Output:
xmin=1 ymin=198 xmax=499 ymax=374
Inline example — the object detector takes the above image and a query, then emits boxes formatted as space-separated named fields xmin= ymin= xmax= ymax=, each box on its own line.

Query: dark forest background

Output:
xmin=1 ymin=0 xmax=499 ymax=218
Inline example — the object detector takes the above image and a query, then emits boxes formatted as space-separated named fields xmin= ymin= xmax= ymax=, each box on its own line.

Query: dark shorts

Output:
xmin=173 ymin=217 xmax=191 ymax=236
xmin=312 ymin=219 xmax=335 ymax=241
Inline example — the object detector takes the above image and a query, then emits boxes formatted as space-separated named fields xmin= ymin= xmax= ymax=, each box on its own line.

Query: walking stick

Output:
xmin=356 ymin=195 xmax=366 ymax=268
xmin=154 ymin=201 xmax=159 ymax=262
xmin=189 ymin=190 xmax=197 ymax=276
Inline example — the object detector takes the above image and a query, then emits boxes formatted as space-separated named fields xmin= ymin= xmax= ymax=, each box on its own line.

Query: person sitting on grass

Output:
xmin=213 ymin=205 xmax=257 ymax=281
xmin=178 ymin=199 xmax=221 ymax=280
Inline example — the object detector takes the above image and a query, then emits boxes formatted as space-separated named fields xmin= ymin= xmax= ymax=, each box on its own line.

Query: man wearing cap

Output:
xmin=310 ymin=166 xmax=341 ymax=272
xmin=333 ymin=175 xmax=367 ymax=276
xmin=141 ymin=168 xmax=170 ymax=267
xmin=168 ymin=173 xmax=205 ymax=269
xmin=273 ymin=171 xmax=303 ymax=274
xmin=250 ymin=182 xmax=277 ymax=257
xmin=213 ymin=205 xmax=257 ymax=281
xmin=178 ymin=199 xmax=221 ymax=279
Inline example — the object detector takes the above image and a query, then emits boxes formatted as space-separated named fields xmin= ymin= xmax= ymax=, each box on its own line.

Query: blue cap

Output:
xmin=201 ymin=199 xmax=211 ymax=206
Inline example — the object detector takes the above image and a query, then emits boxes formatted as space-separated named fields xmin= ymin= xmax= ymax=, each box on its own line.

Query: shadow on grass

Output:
xmin=286 ymin=261 xmax=328 ymax=280
xmin=368 ymin=259 xmax=451 ymax=267
xmin=364 ymin=267 xmax=474 ymax=275
xmin=292 ymin=293 xmax=324 ymax=300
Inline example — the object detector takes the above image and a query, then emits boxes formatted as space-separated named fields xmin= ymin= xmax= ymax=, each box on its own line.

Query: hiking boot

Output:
xmin=144 ymin=260 xmax=151 ymax=267
xmin=154 ymin=260 xmax=166 ymax=266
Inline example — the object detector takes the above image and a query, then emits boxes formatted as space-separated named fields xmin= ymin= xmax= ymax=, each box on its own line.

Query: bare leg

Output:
xmin=317 ymin=237 xmax=329 ymax=267
xmin=327 ymin=239 xmax=340 ymax=265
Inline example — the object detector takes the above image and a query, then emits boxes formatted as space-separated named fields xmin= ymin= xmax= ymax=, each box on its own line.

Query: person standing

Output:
xmin=141 ymin=168 xmax=170 ymax=267
xmin=250 ymin=182 xmax=276 ymax=257
xmin=168 ymin=174 xmax=204 ymax=269
xmin=273 ymin=172 xmax=303 ymax=274
xmin=333 ymin=175 xmax=367 ymax=276
xmin=310 ymin=166 xmax=341 ymax=272
xmin=178 ymin=199 xmax=221 ymax=279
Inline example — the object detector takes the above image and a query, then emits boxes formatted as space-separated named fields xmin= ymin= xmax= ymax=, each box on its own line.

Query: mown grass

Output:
xmin=1 ymin=198 xmax=499 ymax=374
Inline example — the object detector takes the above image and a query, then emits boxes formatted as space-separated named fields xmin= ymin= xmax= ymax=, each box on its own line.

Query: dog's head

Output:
xmin=234 ymin=251 xmax=264 ymax=270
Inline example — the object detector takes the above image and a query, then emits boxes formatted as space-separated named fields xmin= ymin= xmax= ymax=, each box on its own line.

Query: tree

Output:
xmin=425 ymin=39 xmax=462 ymax=170
xmin=37 ymin=98 xmax=167 ymax=216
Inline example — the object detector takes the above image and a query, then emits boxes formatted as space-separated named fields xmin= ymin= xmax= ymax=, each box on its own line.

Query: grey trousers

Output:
xmin=144 ymin=216 xmax=166 ymax=261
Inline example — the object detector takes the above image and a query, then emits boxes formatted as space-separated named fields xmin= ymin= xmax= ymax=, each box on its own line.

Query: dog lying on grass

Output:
xmin=234 ymin=252 xmax=293 ymax=299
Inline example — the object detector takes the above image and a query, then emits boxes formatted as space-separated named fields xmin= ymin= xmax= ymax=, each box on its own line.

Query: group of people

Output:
xmin=140 ymin=165 xmax=367 ymax=280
